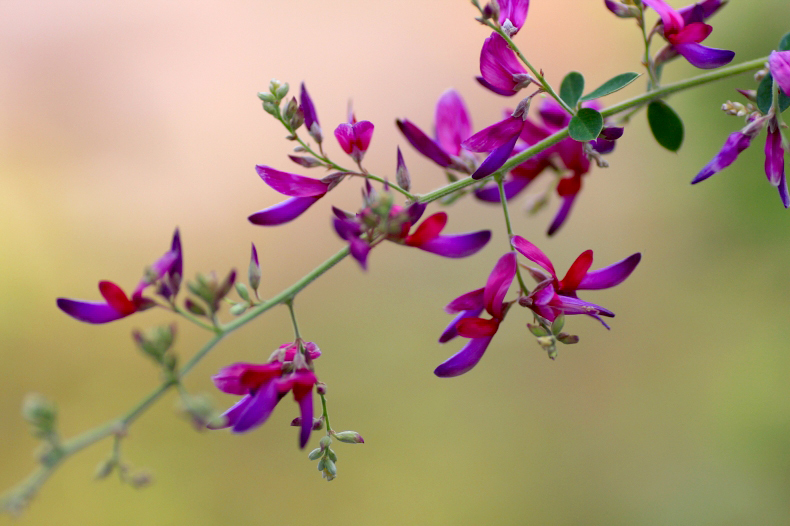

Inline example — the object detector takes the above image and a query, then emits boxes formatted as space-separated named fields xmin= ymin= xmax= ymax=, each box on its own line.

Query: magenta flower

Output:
xmin=512 ymin=235 xmax=641 ymax=327
xmin=334 ymin=120 xmax=374 ymax=163
xmin=397 ymin=89 xmax=472 ymax=171
xmin=299 ymin=82 xmax=322 ymax=144
xmin=463 ymin=113 xmax=526 ymax=180
xmin=497 ymin=0 xmax=529 ymax=34
xmin=248 ymin=165 xmax=333 ymax=226
xmin=477 ymin=32 xmax=531 ymax=96
xmin=57 ymin=230 xmax=181 ymax=324
xmin=769 ymin=51 xmax=790 ymax=96
xmin=435 ymin=252 xmax=517 ymax=377
xmin=333 ymin=185 xmax=490 ymax=269
xmin=209 ymin=341 xmax=320 ymax=448
xmin=643 ymin=0 xmax=734 ymax=69
xmin=692 ymin=116 xmax=789 ymax=207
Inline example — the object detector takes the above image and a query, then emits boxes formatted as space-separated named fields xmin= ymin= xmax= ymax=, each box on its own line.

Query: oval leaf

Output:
xmin=559 ymin=72 xmax=585 ymax=109
xmin=568 ymin=108 xmax=603 ymax=142
xmin=580 ymin=72 xmax=641 ymax=101
xmin=779 ymin=31 xmax=790 ymax=52
xmin=647 ymin=100 xmax=684 ymax=152
xmin=756 ymin=73 xmax=790 ymax=114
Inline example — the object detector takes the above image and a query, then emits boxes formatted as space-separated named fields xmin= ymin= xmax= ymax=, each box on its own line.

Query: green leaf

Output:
xmin=580 ymin=72 xmax=640 ymax=101
xmin=647 ymin=100 xmax=684 ymax=152
xmin=756 ymin=73 xmax=790 ymax=114
xmin=559 ymin=72 xmax=585 ymax=109
xmin=568 ymin=108 xmax=603 ymax=142
xmin=779 ymin=31 xmax=790 ymax=51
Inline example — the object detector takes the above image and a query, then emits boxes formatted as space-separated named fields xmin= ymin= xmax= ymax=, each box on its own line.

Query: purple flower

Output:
xmin=434 ymin=252 xmax=517 ymax=377
xmin=299 ymin=82 xmax=322 ymax=144
xmin=333 ymin=190 xmax=491 ymax=270
xmin=512 ymin=235 xmax=641 ymax=327
xmin=334 ymin=120 xmax=374 ymax=163
xmin=644 ymin=0 xmax=734 ymax=69
xmin=477 ymin=32 xmax=531 ymax=96
xmin=248 ymin=166 xmax=332 ymax=226
xmin=57 ymin=230 xmax=181 ymax=324
xmin=769 ymin=50 xmax=790 ymax=97
xmin=692 ymin=129 xmax=756 ymax=184
xmin=463 ymin=114 xmax=526 ymax=180
xmin=497 ymin=0 xmax=529 ymax=34
xmin=397 ymin=89 xmax=472 ymax=171
xmin=209 ymin=341 xmax=319 ymax=448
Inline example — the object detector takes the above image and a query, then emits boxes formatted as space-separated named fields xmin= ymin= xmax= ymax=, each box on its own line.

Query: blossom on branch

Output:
xmin=248 ymin=166 xmax=337 ymax=226
xmin=56 ymin=229 xmax=182 ymax=324
xmin=512 ymin=235 xmax=641 ymax=327
xmin=209 ymin=341 xmax=320 ymax=448
xmin=434 ymin=252 xmax=517 ymax=377
xmin=334 ymin=119 xmax=374 ymax=163
xmin=477 ymin=32 xmax=532 ymax=96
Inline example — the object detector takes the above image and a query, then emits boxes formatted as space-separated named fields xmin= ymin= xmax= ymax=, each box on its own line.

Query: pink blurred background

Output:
xmin=2 ymin=1 xmax=790 ymax=524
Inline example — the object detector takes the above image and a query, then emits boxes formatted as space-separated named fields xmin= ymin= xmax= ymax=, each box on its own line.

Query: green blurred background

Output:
xmin=2 ymin=1 xmax=790 ymax=524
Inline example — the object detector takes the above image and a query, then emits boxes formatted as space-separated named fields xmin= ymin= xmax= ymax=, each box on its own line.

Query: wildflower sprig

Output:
xmin=2 ymin=0 xmax=785 ymax=515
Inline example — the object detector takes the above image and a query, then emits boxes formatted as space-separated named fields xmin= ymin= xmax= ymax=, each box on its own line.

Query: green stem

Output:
xmin=320 ymin=393 xmax=332 ymax=433
xmin=496 ymin=177 xmax=529 ymax=294
xmin=286 ymin=299 xmax=302 ymax=340
xmin=638 ymin=6 xmax=658 ymax=89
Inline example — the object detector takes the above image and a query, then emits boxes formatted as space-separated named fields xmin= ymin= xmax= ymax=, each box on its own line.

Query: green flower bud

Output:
xmin=319 ymin=435 xmax=332 ymax=450
xmin=326 ymin=448 xmax=338 ymax=462
xmin=557 ymin=332 xmax=580 ymax=345
xmin=262 ymin=100 xmax=278 ymax=115
xmin=235 ymin=282 xmax=251 ymax=303
xmin=323 ymin=458 xmax=337 ymax=477
xmin=257 ymin=92 xmax=276 ymax=103
xmin=308 ymin=448 xmax=323 ymax=461
xmin=94 ymin=458 xmax=116 ymax=480
xmin=22 ymin=393 xmax=57 ymax=435
xmin=527 ymin=323 xmax=548 ymax=337
xmin=333 ymin=431 xmax=364 ymax=444
xmin=229 ymin=302 xmax=248 ymax=316
xmin=551 ymin=314 xmax=565 ymax=335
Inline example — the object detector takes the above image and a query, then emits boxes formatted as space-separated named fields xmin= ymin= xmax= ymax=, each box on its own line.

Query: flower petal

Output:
xmin=641 ymin=0 xmax=684 ymax=34
xmin=473 ymin=174 xmax=534 ymax=202
xmin=396 ymin=119 xmax=454 ymax=167
xmin=479 ymin=32 xmax=527 ymax=94
xmin=770 ymin=51 xmax=790 ymax=96
xmin=439 ymin=306 xmax=484 ymax=343
xmin=498 ymin=0 xmax=529 ymax=32
xmin=511 ymin=235 xmax=556 ymax=277
xmin=476 ymin=76 xmax=519 ymax=96
xmin=445 ymin=288 xmax=485 ymax=314
xmin=547 ymin=193 xmax=578 ymax=237
xmin=672 ymin=42 xmax=734 ymax=69
xmin=99 ymin=281 xmax=137 ymax=314
xmin=484 ymin=252 xmax=517 ymax=319
xmin=435 ymin=89 xmax=472 ymax=155
xmin=248 ymin=195 xmax=323 ymax=226
xmin=405 ymin=212 xmax=447 ymax=245
xmin=255 ymin=165 xmax=329 ymax=197
xmin=434 ymin=335 xmax=495 ymax=378
xmin=232 ymin=382 xmax=281 ymax=433
xmin=667 ymin=22 xmax=712 ymax=44
xmin=463 ymin=116 xmax=524 ymax=152
xmin=692 ymin=131 xmax=753 ymax=184
xmin=577 ymin=253 xmax=642 ymax=290
xmin=559 ymin=249 xmax=593 ymax=292
xmin=456 ymin=317 xmax=500 ymax=338
xmin=413 ymin=231 xmax=491 ymax=258
xmin=765 ymin=125 xmax=785 ymax=186
xmin=471 ymin=131 xmax=521 ymax=180
xmin=56 ymin=298 xmax=129 ymax=324
xmin=207 ymin=394 xmax=253 ymax=430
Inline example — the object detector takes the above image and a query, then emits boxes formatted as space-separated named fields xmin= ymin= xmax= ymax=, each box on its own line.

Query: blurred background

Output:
xmin=2 ymin=0 xmax=790 ymax=524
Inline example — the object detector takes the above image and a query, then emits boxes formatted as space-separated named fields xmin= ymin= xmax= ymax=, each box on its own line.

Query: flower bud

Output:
xmin=551 ymin=314 xmax=565 ymax=335
xmin=235 ymin=282 xmax=251 ymax=303
xmin=262 ymin=100 xmax=278 ymax=115
xmin=396 ymin=147 xmax=411 ymax=191
xmin=527 ymin=323 xmax=548 ymax=337
xmin=326 ymin=447 xmax=338 ymax=462
xmin=557 ymin=332 xmax=579 ymax=345
xmin=132 ymin=324 xmax=176 ymax=362
xmin=323 ymin=458 xmax=337 ymax=477
xmin=319 ymin=435 xmax=332 ymax=450
xmin=94 ymin=458 xmax=116 ymax=479
xmin=249 ymin=243 xmax=261 ymax=293
xmin=316 ymin=382 xmax=327 ymax=395
xmin=308 ymin=448 xmax=323 ymax=461
xmin=229 ymin=302 xmax=248 ymax=316
xmin=333 ymin=430 xmax=364 ymax=444
xmin=185 ymin=298 xmax=207 ymax=316
xmin=129 ymin=471 xmax=153 ymax=489
xmin=22 ymin=393 xmax=57 ymax=436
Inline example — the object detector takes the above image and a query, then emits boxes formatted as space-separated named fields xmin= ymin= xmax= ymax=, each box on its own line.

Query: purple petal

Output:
xmin=641 ymin=0 xmax=684 ymax=33
xmin=692 ymin=131 xmax=753 ymax=184
xmin=538 ymin=98 xmax=570 ymax=129
xmin=434 ymin=335 xmax=495 ymax=377
xmin=765 ymin=125 xmax=785 ymax=186
xmin=547 ymin=193 xmax=578 ymax=237
xmin=415 ymin=230 xmax=491 ymax=258
xmin=769 ymin=51 xmax=790 ymax=97
xmin=471 ymin=132 xmax=520 ymax=180
xmin=208 ymin=395 xmax=253 ymax=430
xmin=332 ymin=217 xmax=362 ymax=240
xmin=349 ymin=238 xmax=371 ymax=270
xmin=232 ymin=383 xmax=280 ymax=433
xmin=396 ymin=119 xmax=453 ymax=167
xmin=483 ymin=252 xmax=517 ymax=319
xmin=577 ymin=253 xmax=642 ymax=290
xmin=553 ymin=294 xmax=615 ymax=318
xmin=498 ymin=0 xmax=529 ymax=32
xmin=446 ymin=288 xmax=486 ymax=314
xmin=439 ymin=307 xmax=484 ymax=343
xmin=479 ymin=32 xmax=526 ymax=94
xmin=299 ymin=83 xmax=321 ymax=132
xmin=297 ymin=389 xmax=314 ymax=448
xmin=778 ymin=171 xmax=790 ymax=208
xmin=463 ymin=116 xmax=524 ymax=152
xmin=435 ymin=89 xmax=472 ymax=155
xmin=511 ymin=235 xmax=556 ymax=277
xmin=678 ymin=0 xmax=727 ymax=24
xmin=673 ymin=42 xmax=734 ymax=69
xmin=56 ymin=298 xmax=127 ymax=324
xmin=474 ymin=174 xmax=534 ymax=202
xmin=476 ymin=76 xmax=518 ymax=96
xmin=255 ymin=165 xmax=329 ymax=197
xmin=248 ymin=195 xmax=323 ymax=226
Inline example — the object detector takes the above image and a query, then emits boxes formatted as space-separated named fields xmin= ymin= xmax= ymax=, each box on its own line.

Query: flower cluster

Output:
xmin=209 ymin=341 xmax=320 ymax=448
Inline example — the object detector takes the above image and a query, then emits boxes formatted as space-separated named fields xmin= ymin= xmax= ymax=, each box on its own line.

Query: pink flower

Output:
xmin=334 ymin=120 xmax=374 ymax=163
xmin=248 ymin=166 xmax=335 ymax=226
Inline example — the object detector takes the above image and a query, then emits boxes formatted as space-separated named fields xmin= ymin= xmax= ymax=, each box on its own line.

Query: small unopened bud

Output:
xmin=326 ymin=447 xmax=338 ymax=462
xmin=333 ymin=430 xmax=365 ymax=444
xmin=258 ymin=92 xmax=275 ymax=103
xmin=94 ymin=458 xmax=116 ymax=480
xmin=319 ymin=435 xmax=332 ymax=450
xmin=754 ymin=67 xmax=768 ymax=83
xmin=283 ymin=96 xmax=299 ymax=120
xmin=312 ymin=418 xmax=324 ymax=431
xmin=262 ymin=100 xmax=278 ymax=115
xmin=129 ymin=471 xmax=153 ymax=489
xmin=316 ymin=382 xmax=327 ymax=395
xmin=527 ymin=323 xmax=548 ymax=337
xmin=185 ymin=298 xmax=207 ymax=316
xmin=22 ymin=393 xmax=57 ymax=435
xmin=557 ymin=332 xmax=580 ymax=345
xmin=235 ymin=282 xmax=251 ymax=303
xmin=323 ymin=458 xmax=337 ymax=477
xmin=133 ymin=324 xmax=176 ymax=362
xmin=395 ymin=147 xmax=411 ymax=191
xmin=551 ymin=314 xmax=565 ymax=335
xmin=288 ymin=155 xmax=323 ymax=168
xmin=308 ymin=448 xmax=323 ymax=461
xmin=229 ymin=302 xmax=248 ymax=316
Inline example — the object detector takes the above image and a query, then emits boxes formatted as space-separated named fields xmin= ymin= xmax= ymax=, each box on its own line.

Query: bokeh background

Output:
xmin=2 ymin=1 xmax=790 ymax=524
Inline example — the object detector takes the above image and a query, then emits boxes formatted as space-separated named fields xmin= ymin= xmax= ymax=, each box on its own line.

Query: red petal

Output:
xmin=456 ymin=317 xmax=500 ymax=338
xmin=405 ymin=212 xmax=447 ymax=246
xmin=98 ymin=281 xmax=136 ymax=314
xmin=560 ymin=250 xmax=593 ymax=292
